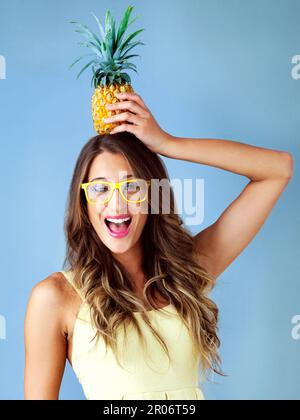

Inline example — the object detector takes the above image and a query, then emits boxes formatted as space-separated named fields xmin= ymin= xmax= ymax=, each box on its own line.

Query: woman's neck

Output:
xmin=112 ymin=241 xmax=145 ymax=288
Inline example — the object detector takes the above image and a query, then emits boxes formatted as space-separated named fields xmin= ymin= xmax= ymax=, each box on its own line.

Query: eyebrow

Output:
xmin=89 ymin=174 xmax=135 ymax=182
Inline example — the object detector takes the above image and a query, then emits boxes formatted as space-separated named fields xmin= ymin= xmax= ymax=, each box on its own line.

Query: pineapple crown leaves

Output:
xmin=69 ymin=5 xmax=145 ymax=87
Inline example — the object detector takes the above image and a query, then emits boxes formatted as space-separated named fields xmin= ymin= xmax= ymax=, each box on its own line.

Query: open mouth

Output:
xmin=104 ymin=216 xmax=132 ymax=235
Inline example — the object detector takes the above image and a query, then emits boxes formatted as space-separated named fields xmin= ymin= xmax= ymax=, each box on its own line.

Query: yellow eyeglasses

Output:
xmin=81 ymin=178 xmax=151 ymax=205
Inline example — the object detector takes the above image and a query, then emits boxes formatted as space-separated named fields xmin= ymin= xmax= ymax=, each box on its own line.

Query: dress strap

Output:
xmin=60 ymin=270 xmax=84 ymax=301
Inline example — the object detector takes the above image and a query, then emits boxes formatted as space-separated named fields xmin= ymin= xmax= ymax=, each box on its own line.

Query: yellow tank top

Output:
xmin=60 ymin=270 xmax=205 ymax=400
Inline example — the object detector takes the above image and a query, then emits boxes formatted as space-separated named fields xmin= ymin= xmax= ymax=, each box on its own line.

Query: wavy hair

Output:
xmin=63 ymin=132 xmax=223 ymax=376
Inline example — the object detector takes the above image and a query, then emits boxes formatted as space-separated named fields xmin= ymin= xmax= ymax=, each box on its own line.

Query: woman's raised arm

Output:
xmin=162 ymin=137 xmax=293 ymax=280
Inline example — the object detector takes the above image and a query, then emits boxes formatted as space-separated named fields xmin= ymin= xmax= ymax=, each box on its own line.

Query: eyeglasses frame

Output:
xmin=81 ymin=178 xmax=151 ymax=205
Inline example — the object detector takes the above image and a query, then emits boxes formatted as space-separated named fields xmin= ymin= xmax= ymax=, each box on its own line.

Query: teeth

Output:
xmin=106 ymin=217 xmax=131 ymax=224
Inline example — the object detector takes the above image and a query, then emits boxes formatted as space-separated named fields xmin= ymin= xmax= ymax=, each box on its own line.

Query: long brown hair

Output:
xmin=63 ymin=132 xmax=222 ymax=376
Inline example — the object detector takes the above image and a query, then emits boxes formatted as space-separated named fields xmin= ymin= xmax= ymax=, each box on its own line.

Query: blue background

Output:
xmin=0 ymin=0 xmax=299 ymax=400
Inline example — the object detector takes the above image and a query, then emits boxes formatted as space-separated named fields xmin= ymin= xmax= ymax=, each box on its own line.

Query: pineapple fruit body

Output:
xmin=92 ymin=83 xmax=134 ymax=134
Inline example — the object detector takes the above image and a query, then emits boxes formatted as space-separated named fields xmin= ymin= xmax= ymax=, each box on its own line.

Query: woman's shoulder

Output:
xmin=25 ymin=272 xmax=73 ymax=342
xmin=31 ymin=272 xmax=65 ymax=300
xmin=27 ymin=271 xmax=78 ymax=315
xmin=25 ymin=271 xmax=84 ymax=338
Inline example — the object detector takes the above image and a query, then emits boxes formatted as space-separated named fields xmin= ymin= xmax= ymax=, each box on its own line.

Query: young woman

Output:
xmin=24 ymin=92 xmax=293 ymax=400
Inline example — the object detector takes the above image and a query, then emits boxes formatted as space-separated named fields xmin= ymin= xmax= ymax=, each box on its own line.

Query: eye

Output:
xmin=91 ymin=183 xmax=109 ymax=193
xmin=124 ymin=181 xmax=140 ymax=192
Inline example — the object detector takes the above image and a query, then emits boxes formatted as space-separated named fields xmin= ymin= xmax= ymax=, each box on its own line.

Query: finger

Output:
xmin=106 ymin=100 xmax=148 ymax=118
xmin=104 ymin=111 xmax=141 ymax=126
xmin=116 ymin=92 xmax=148 ymax=111
xmin=110 ymin=123 xmax=137 ymax=135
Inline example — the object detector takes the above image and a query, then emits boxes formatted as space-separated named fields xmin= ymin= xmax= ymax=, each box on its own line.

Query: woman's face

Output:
xmin=86 ymin=151 xmax=149 ymax=255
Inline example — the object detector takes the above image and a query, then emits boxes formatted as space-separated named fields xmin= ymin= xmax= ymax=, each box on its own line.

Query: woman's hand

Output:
xmin=103 ymin=91 xmax=173 ymax=155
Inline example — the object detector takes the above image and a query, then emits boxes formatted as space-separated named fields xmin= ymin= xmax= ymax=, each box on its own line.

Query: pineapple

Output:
xmin=70 ymin=5 xmax=145 ymax=135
